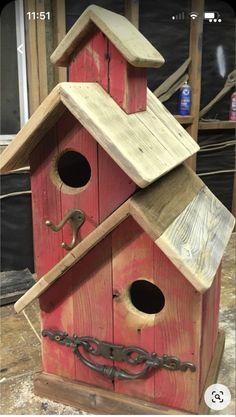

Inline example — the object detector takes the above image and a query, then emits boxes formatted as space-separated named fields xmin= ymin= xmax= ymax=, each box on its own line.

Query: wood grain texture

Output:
xmin=52 ymin=0 xmax=67 ymax=83
xmin=60 ymin=83 xmax=199 ymax=187
xmin=199 ymin=268 xmax=221 ymax=394
xmin=24 ymin=0 xmax=40 ymax=114
xmin=186 ymin=0 xmax=204 ymax=171
xmin=50 ymin=4 xmax=164 ymax=68
xmin=124 ymin=0 xmax=139 ymax=28
xmin=156 ymin=186 xmax=235 ymax=292
xmin=198 ymin=331 xmax=225 ymax=415
xmin=109 ymin=43 xmax=147 ymax=113
xmin=14 ymin=202 xmax=130 ymax=313
xmin=0 ymin=83 xmax=199 ymax=184
xmin=147 ymin=89 xmax=198 ymax=154
xmin=69 ymin=29 xmax=137 ymax=219
xmin=34 ymin=372 xmax=187 ymax=415
xmin=0 ymin=85 xmax=64 ymax=172
xmin=36 ymin=0 xmax=48 ymax=102
xmin=71 ymin=236 xmax=113 ymax=390
xmin=30 ymin=127 xmax=63 ymax=276
xmin=152 ymin=244 xmax=202 ymax=413
xmin=198 ymin=120 xmax=236 ymax=130
xmin=55 ymin=111 xmax=99 ymax=245
xmin=112 ymin=217 xmax=155 ymax=402
xmin=33 ymin=333 xmax=225 ymax=414
xmin=30 ymin=126 xmax=75 ymax=379
xmin=130 ymin=164 xmax=204 ymax=240
xmin=98 ymin=146 xmax=137 ymax=222
xmin=69 ymin=29 xmax=108 ymax=88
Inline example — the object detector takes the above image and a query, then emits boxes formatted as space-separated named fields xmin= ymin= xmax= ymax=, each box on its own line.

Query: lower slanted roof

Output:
xmin=14 ymin=165 xmax=235 ymax=313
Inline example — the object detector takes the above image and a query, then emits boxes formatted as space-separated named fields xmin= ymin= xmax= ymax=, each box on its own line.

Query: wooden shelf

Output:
xmin=174 ymin=115 xmax=194 ymax=125
xmin=198 ymin=121 xmax=236 ymax=130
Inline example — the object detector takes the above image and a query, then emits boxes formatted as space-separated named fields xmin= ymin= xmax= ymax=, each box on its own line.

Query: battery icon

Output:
xmin=204 ymin=11 xmax=222 ymax=22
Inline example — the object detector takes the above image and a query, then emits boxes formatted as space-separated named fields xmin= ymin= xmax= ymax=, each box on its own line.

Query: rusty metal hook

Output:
xmin=45 ymin=209 xmax=85 ymax=251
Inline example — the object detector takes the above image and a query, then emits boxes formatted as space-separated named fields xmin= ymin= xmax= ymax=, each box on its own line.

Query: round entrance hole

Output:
xmin=129 ymin=280 xmax=165 ymax=314
xmin=57 ymin=151 xmax=91 ymax=188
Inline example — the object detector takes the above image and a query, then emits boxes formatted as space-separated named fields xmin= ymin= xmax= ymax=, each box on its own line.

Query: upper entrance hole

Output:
xmin=57 ymin=150 xmax=91 ymax=188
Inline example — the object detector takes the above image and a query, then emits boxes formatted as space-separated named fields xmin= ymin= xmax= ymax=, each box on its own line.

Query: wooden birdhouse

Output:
xmin=1 ymin=5 xmax=235 ymax=415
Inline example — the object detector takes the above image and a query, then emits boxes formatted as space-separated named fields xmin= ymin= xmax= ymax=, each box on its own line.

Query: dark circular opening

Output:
xmin=57 ymin=151 xmax=91 ymax=188
xmin=129 ymin=280 xmax=165 ymax=314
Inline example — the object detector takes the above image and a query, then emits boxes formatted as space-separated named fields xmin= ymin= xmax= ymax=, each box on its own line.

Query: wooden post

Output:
xmin=24 ymin=0 xmax=48 ymax=114
xmin=232 ymin=170 xmax=236 ymax=221
xmin=124 ymin=0 xmax=139 ymax=28
xmin=186 ymin=0 xmax=204 ymax=170
xmin=52 ymin=0 xmax=67 ymax=83
xmin=24 ymin=0 xmax=40 ymax=114
xmin=36 ymin=0 xmax=48 ymax=102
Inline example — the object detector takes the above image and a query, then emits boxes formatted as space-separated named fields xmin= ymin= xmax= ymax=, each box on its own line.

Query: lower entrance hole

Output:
xmin=129 ymin=279 xmax=165 ymax=314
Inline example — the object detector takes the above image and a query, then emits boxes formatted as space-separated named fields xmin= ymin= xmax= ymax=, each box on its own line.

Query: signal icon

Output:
xmin=189 ymin=12 xmax=199 ymax=20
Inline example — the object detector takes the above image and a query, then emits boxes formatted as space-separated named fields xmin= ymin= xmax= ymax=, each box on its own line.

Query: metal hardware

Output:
xmin=42 ymin=329 xmax=196 ymax=380
xmin=45 ymin=209 xmax=85 ymax=251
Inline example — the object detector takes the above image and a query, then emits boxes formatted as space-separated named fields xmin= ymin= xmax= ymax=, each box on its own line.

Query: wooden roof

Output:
xmin=0 ymin=83 xmax=199 ymax=188
xmin=14 ymin=165 xmax=235 ymax=313
xmin=51 ymin=5 xmax=165 ymax=68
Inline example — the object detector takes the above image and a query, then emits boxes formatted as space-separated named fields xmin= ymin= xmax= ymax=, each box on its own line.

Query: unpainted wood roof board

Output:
xmin=51 ymin=5 xmax=165 ymax=68
xmin=0 ymin=86 xmax=64 ymax=172
xmin=156 ymin=186 xmax=235 ymax=292
xmin=130 ymin=165 xmax=204 ymax=240
xmin=60 ymin=83 xmax=199 ymax=187
xmin=0 ymin=82 xmax=199 ymax=187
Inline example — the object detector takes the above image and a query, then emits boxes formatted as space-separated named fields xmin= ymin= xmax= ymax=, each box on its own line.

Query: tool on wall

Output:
xmin=199 ymin=69 xmax=236 ymax=119
xmin=154 ymin=57 xmax=191 ymax=102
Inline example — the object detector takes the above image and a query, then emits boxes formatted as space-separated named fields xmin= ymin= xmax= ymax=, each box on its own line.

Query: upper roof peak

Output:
xmin=51 ymin=4 xmax=165 ymax=68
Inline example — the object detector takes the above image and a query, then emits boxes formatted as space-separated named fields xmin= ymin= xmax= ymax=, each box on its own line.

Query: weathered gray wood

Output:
xmin=130 ymin=164 xmax=204 ymax=240
xmin=0 ymin=269 xmax=35 ymax=306
xmin=156 ymin=186 xmax=235 ymax=292
xmin=60 ymin=83 xmax=199 ymax=187
xmin=0 ymin=83 xmax=199 ymax=187
xmin=50 ymin=4 xmax=164 ymax=68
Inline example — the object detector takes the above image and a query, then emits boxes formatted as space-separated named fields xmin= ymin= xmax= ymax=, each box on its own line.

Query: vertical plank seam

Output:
xmin=153 ymin=240 xmax=156 ymax=401
xmin=199 ymin=288 xmax=205 ymax=398
xmin=107 ymin=39 xmax=111 ymax=93
xmin=111 ymin=232 xmax=115 ymax=392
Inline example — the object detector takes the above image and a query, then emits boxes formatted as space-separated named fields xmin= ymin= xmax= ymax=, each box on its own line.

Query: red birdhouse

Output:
xmin=1 ymin=5 xmax=234 ymax=415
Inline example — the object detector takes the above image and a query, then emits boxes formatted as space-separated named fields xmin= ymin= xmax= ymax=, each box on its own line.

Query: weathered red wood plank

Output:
xmin=69 ymin=28 xmax=146 ymax=113
xmin=71 ymin=235 xmax=113 ymax=390
xmin=108 ymin=42 xmax=147 ymax=113
xmin=200 ymin=267 xmax=221 ymax=395
xmin=212 ymin=267 xmax=221 ymax=350
xmin=112 ymin=217 xmax=155 ymax=402
xmin=69 ymin=29 xmax=108 ymax=90
xmin=30 ymin=127 xmax=75 ymax=379
xmin=153 ymin=244 xmax=202 ymax=413
xmin=30 ymin=127 xmax=63 ymax=276
xmin=98 ymin=146 xmax=137 ymax=222
xmin=56 ymin=111 xmax=99 ymax=249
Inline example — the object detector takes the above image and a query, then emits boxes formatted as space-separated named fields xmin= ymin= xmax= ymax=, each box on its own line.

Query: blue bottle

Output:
xmin=178 ymin=81 xmax=191 ymax=115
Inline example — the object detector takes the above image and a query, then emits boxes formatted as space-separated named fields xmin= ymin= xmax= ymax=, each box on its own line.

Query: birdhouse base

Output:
xmin=34 ymin=331 xmax=225 ymax=415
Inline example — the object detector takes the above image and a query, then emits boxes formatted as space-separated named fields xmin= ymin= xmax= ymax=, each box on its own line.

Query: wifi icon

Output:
xmin=189 ymin=12 xmax=199 ymax=19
